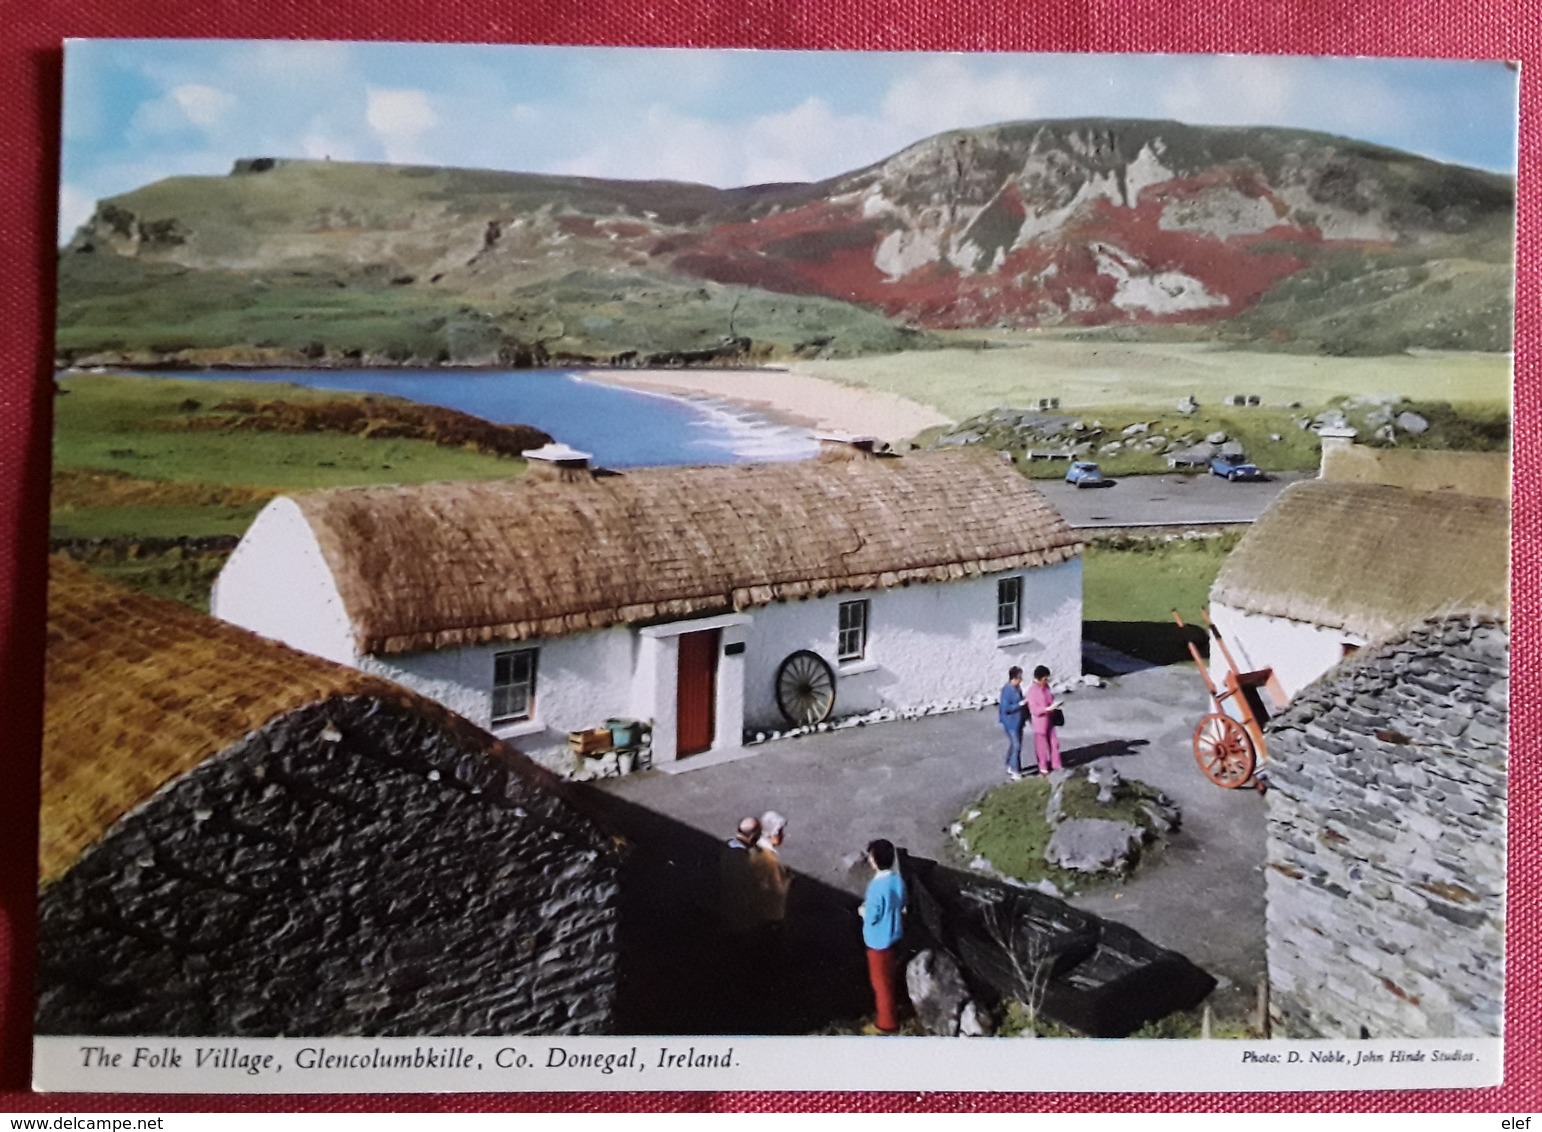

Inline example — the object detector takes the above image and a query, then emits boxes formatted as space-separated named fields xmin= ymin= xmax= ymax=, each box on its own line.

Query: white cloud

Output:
xmin=739 ymin=98 xmax=850 ymax=185
xmin=57 ymin=183 xmax=95 ymax=244
xmin=880 ymin=57 xmax=1049 ymax=141
xmin=129 ymin=83 xmax=235 ymax=138
xmin=555 ymin=103 xmax=739 ymax=186
xmin=366 ymin=88 xmax=439 ymax=163
xmin=171 ymin=84 xmax=236 ymax=129
xmin=1159 ymin=57 xmax=1299 ymax=126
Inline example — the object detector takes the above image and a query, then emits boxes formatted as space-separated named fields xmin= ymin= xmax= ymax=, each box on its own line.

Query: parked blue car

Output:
xmin=1065 ymin=461 xmax=1112 ymax=488
xmin=1209 ymin=454 xmax=1267 ymax=482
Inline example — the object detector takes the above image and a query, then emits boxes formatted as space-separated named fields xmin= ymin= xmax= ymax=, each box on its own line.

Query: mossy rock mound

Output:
xmin=954 ymin=765 xmax=1178 ymax=892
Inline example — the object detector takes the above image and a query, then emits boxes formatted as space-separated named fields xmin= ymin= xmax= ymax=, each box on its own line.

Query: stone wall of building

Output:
xmin=1263 ymin=617 xmax=1507 ymax=1038
xmin=37 ymin=693 xmax=621 ymax=1037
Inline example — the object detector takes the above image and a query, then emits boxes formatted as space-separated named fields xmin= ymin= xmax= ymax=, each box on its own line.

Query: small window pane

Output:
xmin=997 ymin=576 xmax=1022 ymax=635
xmin=839 ymin=600 xmax=868 ymax=661
xmin=492 ymin=648 xmax=538 ymax=724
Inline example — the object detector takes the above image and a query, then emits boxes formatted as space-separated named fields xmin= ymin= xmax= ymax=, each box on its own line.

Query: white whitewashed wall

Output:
xmin=210 ymin=497 xmax=359 ymax=666
xmin=361 ymin=627 xmax=636 ymax=743
xmin=739 ymin=559 xmax=1083 ymax=732
xmin=1208 ymin=602 xmax=1367 ymax=709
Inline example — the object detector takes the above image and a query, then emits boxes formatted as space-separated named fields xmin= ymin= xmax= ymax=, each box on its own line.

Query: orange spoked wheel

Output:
xmin=1192 ymin=712 xmax=1256 ymax=789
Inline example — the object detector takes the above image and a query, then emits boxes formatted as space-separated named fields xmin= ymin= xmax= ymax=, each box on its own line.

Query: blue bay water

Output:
xmin=122 ymin=368 xmax=818 ymax=468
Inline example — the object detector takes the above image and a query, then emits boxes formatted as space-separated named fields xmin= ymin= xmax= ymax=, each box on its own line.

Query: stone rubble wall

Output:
xmin=1263 ymin=617 xmax=1507 ymax=1038
xmin=37 ymin=693 xmax=621 ymax=1037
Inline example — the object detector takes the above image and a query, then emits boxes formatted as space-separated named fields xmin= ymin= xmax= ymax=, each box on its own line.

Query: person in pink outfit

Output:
xmin=1026 ymin=665 xmax=1064 ymax=775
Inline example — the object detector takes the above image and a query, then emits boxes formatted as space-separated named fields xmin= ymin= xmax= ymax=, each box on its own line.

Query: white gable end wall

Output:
xmin=1209 ymin=602 xmax=1367 ymax=710
xmin=211 ymin=497 xmax=358 ymax=666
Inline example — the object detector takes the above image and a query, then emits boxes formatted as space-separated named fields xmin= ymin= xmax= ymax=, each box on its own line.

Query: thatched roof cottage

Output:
xmin=1263 ymin=615 xmax=1508 ymax=1038
xmin=213 ymin=444 xmax=1083 ymax=767
xmin=1207 ymin=479 xmax=1508 ymax=706
xmin=38 ymin=558 xmax=621 ymax=1037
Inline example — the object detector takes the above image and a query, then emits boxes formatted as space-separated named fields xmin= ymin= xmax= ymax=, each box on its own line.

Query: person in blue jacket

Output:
xmin=858 ymin=838 xmax=907 ymax=1034
xmin=998 ymin=665 xmax=1026 ymax=780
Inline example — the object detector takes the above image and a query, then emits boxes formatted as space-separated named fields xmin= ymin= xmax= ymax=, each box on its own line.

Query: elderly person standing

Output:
xmin=1026 ymin=664 xmax=1064 ymax=775
xmin=998 ymin=666 xmax=1027 ymax=781
xmin=719 ymin=815 xmax=762 ymax=936
xmin=753 ymin=810 xmax=793 ymax=938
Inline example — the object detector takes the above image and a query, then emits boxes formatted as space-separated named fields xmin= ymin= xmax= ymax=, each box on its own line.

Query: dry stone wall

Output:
xmin=1263 ymin=617 xmax=1507 ymax=1038
xmin=37 ymin=694 xmax=621 ymax=1036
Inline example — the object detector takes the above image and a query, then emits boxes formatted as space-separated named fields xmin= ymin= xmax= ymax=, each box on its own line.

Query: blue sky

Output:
xmin=59 ymin=41 xmax=1520 ymax=242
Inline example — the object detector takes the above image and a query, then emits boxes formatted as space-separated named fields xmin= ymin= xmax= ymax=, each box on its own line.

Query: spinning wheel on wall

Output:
xmin=775 ymin=650 xmax=836 ymax=726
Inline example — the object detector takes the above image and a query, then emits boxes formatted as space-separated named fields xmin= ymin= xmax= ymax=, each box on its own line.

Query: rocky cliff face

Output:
xmin=59 ymin=119 xmax=1515 ymax=361
xmin=664 ymin=120 xmax=1512 ymax=331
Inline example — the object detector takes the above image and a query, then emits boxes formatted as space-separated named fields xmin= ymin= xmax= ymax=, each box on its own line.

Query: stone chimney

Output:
xmin=1316 ymin=426 xmax=1358 ymax=480
xmin=815 ymin=432 xmax=899 ymax=461
xmin=522 ymin=442 xmax=595 ymax=482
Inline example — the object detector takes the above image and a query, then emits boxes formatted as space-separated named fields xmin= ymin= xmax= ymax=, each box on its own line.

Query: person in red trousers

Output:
xmin=857 ymin=838 xmax=907 ymax=1034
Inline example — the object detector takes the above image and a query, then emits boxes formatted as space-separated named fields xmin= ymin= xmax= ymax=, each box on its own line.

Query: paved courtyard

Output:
xmin=598 ymin=659 xmax=1268 ymax=1019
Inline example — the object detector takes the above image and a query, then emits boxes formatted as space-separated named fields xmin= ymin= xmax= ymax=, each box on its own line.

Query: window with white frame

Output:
xmin=838 ymin=599 xmax=869 ymax=662
xmin=492 ymin=648 xmax=538 ymax=725
xmin=997 ymin=576 xmax=1023 ymax=636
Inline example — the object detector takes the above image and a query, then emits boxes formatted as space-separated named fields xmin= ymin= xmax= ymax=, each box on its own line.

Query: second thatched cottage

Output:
xmin=1207 ymin=477 xmax=1508 ymax=707
xmin=213 ymin=443 xmax=1083 ymax=768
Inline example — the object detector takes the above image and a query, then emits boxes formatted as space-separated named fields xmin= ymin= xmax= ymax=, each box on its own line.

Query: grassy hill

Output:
xmin=58 ymin=120 xmax=1514 ymax=365
xmin=51 ymin=374 xmax=534 ymax=539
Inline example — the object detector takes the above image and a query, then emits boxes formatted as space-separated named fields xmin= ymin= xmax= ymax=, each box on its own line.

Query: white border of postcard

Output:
xmin=34 ymin=1035 xmax=1500 ymax=1092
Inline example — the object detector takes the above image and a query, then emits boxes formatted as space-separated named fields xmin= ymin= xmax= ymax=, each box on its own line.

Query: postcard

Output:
xmin=36 ymin=40 xmax=1516 ymax=1093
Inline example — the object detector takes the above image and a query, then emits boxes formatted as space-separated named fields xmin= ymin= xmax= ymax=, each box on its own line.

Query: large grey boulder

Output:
xmin=1045 ymin=818 xmax=1145 ymax=874
xmin=1397 ymin=411 xmax=1430 ymax=435
xmin=906 ymin=948 xmax=973 ymax=1036
xmin=1167 ymin=444 xmax=1215 ymax=468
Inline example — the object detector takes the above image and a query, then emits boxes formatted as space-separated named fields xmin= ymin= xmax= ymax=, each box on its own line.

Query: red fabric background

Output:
xmin=0 ymin=0 xmax=1534 ymax=1113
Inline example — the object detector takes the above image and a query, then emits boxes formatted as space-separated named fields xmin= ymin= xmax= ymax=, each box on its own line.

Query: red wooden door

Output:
xmin=676 ymin=629 xmax=720 ymax=757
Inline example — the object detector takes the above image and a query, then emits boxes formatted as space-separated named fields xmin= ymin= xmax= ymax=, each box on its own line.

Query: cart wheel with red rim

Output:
xmin=1192 ymin=712 xmax=1257 ymax=789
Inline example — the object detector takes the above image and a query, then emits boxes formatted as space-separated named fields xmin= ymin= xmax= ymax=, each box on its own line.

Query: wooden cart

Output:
xmin=1172 ymin=610 xmax=1285 ymax=791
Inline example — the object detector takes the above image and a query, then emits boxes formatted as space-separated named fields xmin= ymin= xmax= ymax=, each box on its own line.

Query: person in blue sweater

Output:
xmin=857 ymin=838 xmax=907 ymax=1034
xmin=998 ymin=665 xmax=1026 ymax=780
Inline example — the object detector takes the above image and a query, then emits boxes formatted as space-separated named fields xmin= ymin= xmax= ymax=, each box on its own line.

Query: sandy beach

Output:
xmin=580 ymin=366 xmax=953 ymax=443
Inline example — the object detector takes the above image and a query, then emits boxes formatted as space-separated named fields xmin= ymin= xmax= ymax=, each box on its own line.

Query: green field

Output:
xmin=51 ymin=374 xmax=528 ymax=538
xmin=1082 ymin=534 xmax=1240 ymax=665
xmin=797 ymin=336 xmax=1512 ymax=421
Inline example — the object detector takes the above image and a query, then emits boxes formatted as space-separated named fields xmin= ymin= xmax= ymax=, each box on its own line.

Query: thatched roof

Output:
xmin=44 ymin=559 xmax=467 ymax=885
xmin=289 ymin=449 xmax=1082 ymax=656
xmin=1211 ymin=480 xmax=1509 ymax=642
